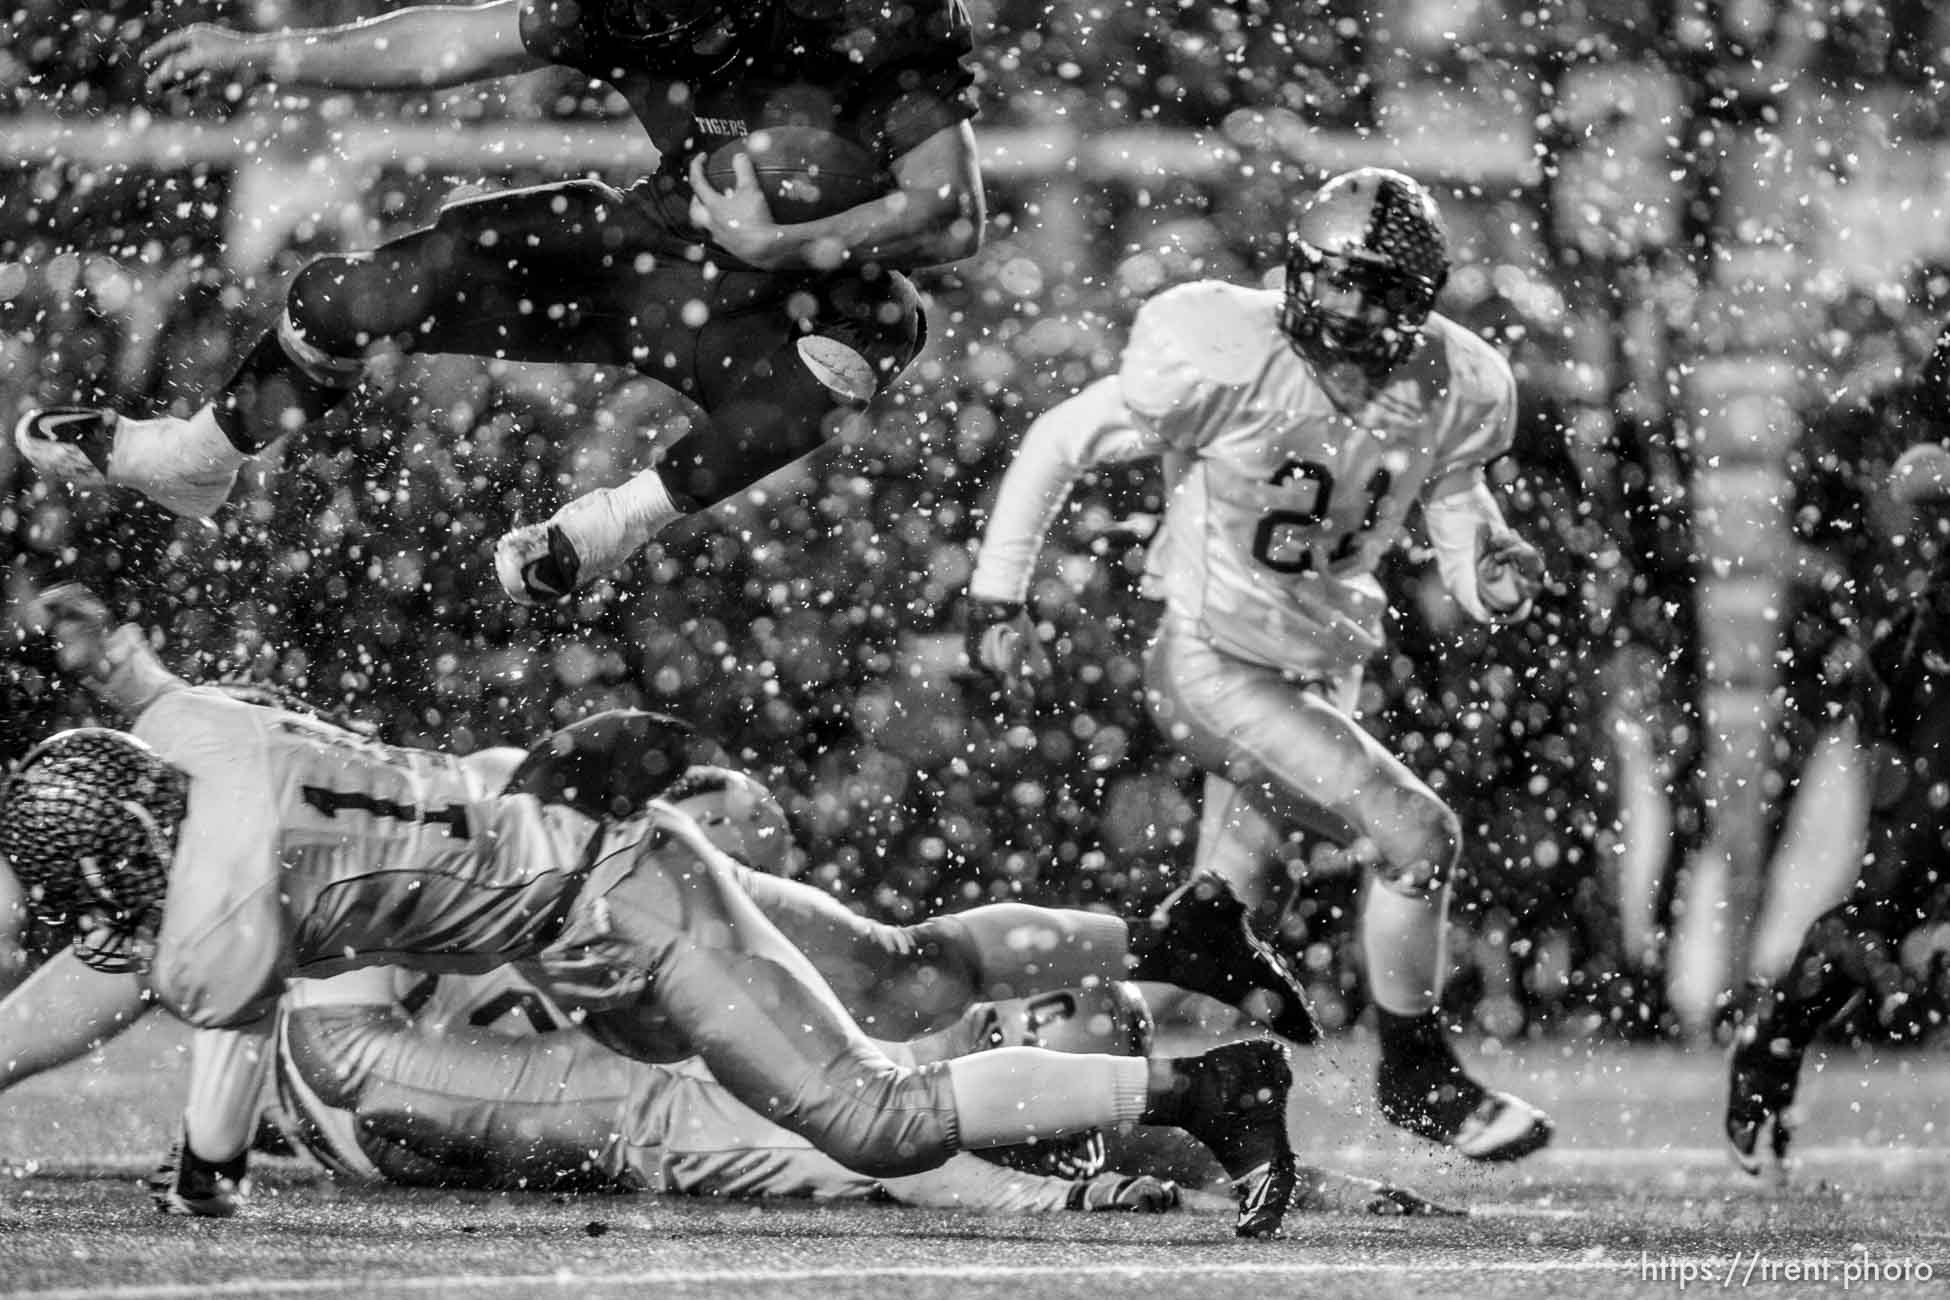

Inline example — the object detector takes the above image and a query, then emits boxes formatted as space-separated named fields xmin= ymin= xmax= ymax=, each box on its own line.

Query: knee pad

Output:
xmin=286 ymin=255 xmax=396 ymax=367
xmin=810 ymin=1061 xmax=956 ymax=1178
xmin=797 ymin=270 xmax=924 ymax=401
xmin=1370 ymin=804 xmax=1462 ymax=899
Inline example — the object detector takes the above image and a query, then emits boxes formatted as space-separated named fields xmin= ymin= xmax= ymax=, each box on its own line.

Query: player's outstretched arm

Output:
xmin=0 ymin=948 xmax=153 ymax=1094
xmin=689 ymin=122 xmax=984 ymax=273
xmin=31 ymin=585 xmax=191 ymax=719
xmin=142 ymin=0 xmax=544 ymax=98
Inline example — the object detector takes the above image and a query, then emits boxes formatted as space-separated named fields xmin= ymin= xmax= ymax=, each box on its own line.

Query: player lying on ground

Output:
xmin=1728 ymin=329 xmax=1950 ymax=1175
xmin=17 ymin=0 xmax=986 ymax=605
xmin=0 ymin=630 xmax=1442 ymax=1216
xmin=966 ymin=168 xmax=1553 ymax=1163
xmin=2 ymin=601 xmax=1302 ymax=1236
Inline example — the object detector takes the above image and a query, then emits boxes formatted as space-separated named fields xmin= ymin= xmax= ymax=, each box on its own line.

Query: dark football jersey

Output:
xmin=520 ymin=0 xmax=977 ymax=199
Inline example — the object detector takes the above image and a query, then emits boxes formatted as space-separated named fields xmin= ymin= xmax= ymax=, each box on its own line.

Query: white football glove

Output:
xmin=1475 ymin=525 xmax=1545 ymax=620
xmin=964 ymin=598 xmax=1049 ymax=710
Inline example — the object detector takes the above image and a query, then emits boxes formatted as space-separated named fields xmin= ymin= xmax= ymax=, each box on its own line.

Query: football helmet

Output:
xmin=1281 ymin=168 xmax=1451 ymax=386
xmin=0 ymin=728 xmax=188 ymax=973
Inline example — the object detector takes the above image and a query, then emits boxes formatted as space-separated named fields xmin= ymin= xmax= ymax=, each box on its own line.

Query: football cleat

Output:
xmin=148 ymin=1135 xmax=249 ymax=1218
xmin=1289 ymin=1164 xmax=1465 ymax=1217
xmin=14 ymin=406 xmax=236 ymax=518
xmin=1402 ymin=1089 xmax=1554 ymax=1163
xmin=1135 ymin=872 xmax=1320 ymax=1045
xmin=1170 ymin=1039 xmax=1298 ymax=1239
xmin=1725 ymin=989 xmax=1803 ymax=1176
xmin=1376 ymin=1049 xmax=1553 ymax=1162
xmin=495 ymin=521 xmax=585 ymax=605
xmin=1067 ymin=1173 xmax=1182 ymax=1213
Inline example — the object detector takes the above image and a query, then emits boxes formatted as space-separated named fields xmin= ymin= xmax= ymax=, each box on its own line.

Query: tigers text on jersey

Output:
xmin=1126 ymin=281 xmax=1515 ymax=675
xmin=132 ymin=689 xmax=602 ymax=1030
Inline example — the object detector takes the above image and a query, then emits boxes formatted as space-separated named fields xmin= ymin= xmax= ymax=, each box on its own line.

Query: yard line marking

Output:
xmin=15 ymin=1258 xmax=1662 ymax=1300
xmin=18 ymin=1144 xmax=1950 ymax=1180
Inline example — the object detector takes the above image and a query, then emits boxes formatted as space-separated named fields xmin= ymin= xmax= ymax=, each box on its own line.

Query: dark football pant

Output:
xmin=1769 ymin=649 xmax=1950 ymax=1046
xmin=217 ymin=178 xmax=925 ymax=509
xmin=535 ymin=827 xmax=965 ymax=1177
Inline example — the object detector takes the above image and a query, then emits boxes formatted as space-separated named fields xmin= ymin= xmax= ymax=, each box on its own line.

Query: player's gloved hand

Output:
xmin=31 ymin=582 xmax=113 ymax=676
xmin=1289 ymin=1164 xmax=1465 ymax=1217
xmin=141 ymin=24 xmax=272 ymax=97
xmin=1475 ymin=525 xmax=1545 ymax=620
xmin=1067 ymin=1173 xmax=1181 ymax=1213
xmin=148 ymin=1134 xmax=249 ymax=1218
xmin=1890 ymin=441 xmax=1950 ymax=506
xmin=1087 ymin=512 xmax=1160 ymax=557
xmin=963 ymin=598 xmax=1049 ymax=710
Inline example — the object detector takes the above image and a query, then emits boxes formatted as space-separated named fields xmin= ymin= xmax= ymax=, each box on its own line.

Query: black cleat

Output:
xmin=495 ymin=521 xmax=585 ymax=605
xmin=1136 ymin=872 xmax=1320 ymax=1045
xmin=15 ymin=405 xmax=117 ymax=484
xmin=1379 ymin=1080 xmax=1555 ymax=1162
xmin=1725 ymin=985 xmax=1802 ymax=1176
xmin=1374 ymin=1010 xmax=1552 ymax=1161
xmin=1171 ymin=1039 xmax=1298 ymax=1239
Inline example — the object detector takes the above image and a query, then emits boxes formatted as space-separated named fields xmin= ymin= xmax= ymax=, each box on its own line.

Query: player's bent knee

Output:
xmin=287 ymin=255 xmax=398 ymax=364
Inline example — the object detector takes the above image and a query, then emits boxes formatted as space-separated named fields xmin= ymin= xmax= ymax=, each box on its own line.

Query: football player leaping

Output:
xmin=966 ymin=168 xmax=1554 ymax=1162
xmin=17 ymin=0 xmax=985 ymax=604
xmin=2 ymin=593 xmax=1306 ymax=1236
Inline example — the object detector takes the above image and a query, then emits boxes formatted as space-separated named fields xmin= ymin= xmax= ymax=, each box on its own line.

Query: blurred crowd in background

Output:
xmin=4 ymin=0 xmax=1950 ymax=1043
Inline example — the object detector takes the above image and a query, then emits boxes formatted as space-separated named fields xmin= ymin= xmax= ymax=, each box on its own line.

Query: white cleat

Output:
xmin=1439 ymin=1090 xmax=1555 ymax=1162
xmin=495 ymin=484 xmax=659 ymax=605
xmin=15 ymin=405 xmax=236 ymax=519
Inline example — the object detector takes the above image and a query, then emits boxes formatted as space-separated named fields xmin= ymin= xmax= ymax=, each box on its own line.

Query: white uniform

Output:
xmin=973 ymin=279 xmax=1515 ymax=675
xmin=972 ymin=278 xmax=1521 ymax=906
xmin=274 ymin=964 xmax=1122 ymax=1212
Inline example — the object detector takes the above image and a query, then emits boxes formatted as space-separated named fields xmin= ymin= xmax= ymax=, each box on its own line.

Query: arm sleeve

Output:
xmin=137 ymin=692 xmax=291 ymax=1029
xmin=517 ymin=0 xmax=597 ymax=71
xmin=1423 ymin=478 xmax=1514 ymax=624
xmin=967 ymin=376 xmax=1162 ymax=604
xmin=1425 ymin=348 xmax=1518 ymax=501
xmin=183 ymin=1021 xmax=275 ymax=1162
xmin=1116 ymin=284 xmax=1236 ymax=440
xmin=878 ymin=1153 xmax=1072 ymax=1213
xmin=853 ymin=0 xmax=980 ymax=163
xmin=0 ymin=949 xmax=152 ymax=1092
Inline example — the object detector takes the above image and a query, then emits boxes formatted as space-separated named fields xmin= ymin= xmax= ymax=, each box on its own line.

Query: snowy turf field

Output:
xmin=3 ymin=1014 xmax=1944 ymax=1300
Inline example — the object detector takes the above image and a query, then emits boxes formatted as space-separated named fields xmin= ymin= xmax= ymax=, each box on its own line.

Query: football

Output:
xmin=702 ymin=126 xmax=887 ymax=224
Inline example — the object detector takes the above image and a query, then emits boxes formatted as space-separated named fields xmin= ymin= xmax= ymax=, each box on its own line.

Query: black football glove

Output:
xmin=963 ymin=598 xmax=1049 ymax=711
xmin=148 ymin=1133 xmax=249 ymax=1218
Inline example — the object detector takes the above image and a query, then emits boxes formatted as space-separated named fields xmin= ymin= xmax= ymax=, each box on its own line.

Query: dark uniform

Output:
xmin=222 ymin=0 xmax=979 ymax=507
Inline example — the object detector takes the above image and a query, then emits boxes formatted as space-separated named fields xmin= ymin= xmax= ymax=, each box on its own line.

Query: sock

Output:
xmin=901 ymin=1006 xmax=997 ymax=1068
xmin=943 ymin=1049 xmax=1148 ymax=1146
xmin=106 ymin=405 xmax=246 ymax=490
xmin=1362 ymin=882 xmax=1447 ymax=1016
xmin=551 ymin=470 xmax=682 ymax=559
xmin=1375 ymin=1007 xmax=1473 ymax=1103
xmin=926 ymin=906 xmax=1130 ymax=1001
